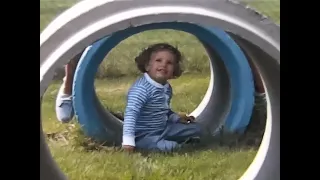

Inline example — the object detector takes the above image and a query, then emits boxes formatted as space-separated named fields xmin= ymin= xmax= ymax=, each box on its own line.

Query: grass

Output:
xmin=42 ymin=73 xmax=264 ymax=180
xmin=40 ymin=0 xmax=276 ymax=179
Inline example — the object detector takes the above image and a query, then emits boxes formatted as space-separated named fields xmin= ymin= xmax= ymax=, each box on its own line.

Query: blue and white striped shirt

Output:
xmin=122 ymin=73 xmax=180 ymax=146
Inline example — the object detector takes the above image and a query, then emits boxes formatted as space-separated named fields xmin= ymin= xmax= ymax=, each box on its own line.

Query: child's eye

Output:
xmin=156 ymin=59 xmax=161 ymax=62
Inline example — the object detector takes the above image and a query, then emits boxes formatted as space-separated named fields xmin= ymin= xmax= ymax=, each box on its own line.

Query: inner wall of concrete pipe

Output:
xmin=40 ymin=1 xmax=280 ymax=180
xmin=72 ymin=23 xmax=254 ymax=144
xmin=227 ymin=34 xmax=280 ymax=180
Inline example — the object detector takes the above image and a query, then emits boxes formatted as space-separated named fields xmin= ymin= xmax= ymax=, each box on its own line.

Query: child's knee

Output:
xmin=136 ymin=137 xmax=180 ymax=152
xmin=189 ymin=123 xmax=202 ymax=135
xmin=156 ymin=140 xmax=180 ymax=152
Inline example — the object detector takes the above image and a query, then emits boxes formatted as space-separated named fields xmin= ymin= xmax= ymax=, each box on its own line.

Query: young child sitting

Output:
xmin=122 ymin=43 xmax=203 ymax=153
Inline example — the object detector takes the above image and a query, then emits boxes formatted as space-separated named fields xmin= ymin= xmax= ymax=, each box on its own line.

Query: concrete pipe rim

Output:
xmin=40 ymin=1 xmax=279 ymax=180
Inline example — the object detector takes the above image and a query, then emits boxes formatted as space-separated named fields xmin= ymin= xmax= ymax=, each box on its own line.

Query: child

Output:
xmin=122 ymin=43 xmax=203 ymax=152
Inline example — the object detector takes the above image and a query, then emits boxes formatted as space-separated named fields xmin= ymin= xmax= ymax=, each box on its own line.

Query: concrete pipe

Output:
xmin=40 ymin=0 xmax=280 ymax=180
xmin=72 ymin=23 xmax=255 ymax=144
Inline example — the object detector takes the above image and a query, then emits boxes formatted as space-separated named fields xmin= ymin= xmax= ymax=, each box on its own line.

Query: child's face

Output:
xmin=145 ymin=50 xmax=175 ymax=84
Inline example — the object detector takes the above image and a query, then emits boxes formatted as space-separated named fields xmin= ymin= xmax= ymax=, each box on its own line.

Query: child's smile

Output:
xmin=156 ymin=67 xmax=167 ymax=75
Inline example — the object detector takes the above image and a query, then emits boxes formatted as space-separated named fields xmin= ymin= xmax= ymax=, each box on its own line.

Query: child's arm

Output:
xmin=167 ymin=109 xmax=181 ymax=123
xmin=167 ymin=86 xmax=181 ymax=123
xmin=122 ymin=85 xmax=148 ymax=148
xmin=167 ymin=85 xmax=195 ymax=123
xmin=168 ymin=109 xmax=195 ymax=123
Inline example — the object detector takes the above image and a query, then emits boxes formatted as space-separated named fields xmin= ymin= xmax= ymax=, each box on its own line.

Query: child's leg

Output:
xmin=135 ymin=123 xmax=203 ymax=152
xmin=135 ymin=130 xmax=183 ymax=152
xmin=136 ymin=135 xmax=180 ymax=152
xmin=55 ymin=54 xmax=81 ymax=123
xmin=162 ymin=122 xmax=202 ymax=143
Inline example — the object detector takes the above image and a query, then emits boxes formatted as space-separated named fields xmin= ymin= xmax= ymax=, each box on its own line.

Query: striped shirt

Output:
xmin=122 ymin=73 xmax=180 ymax=146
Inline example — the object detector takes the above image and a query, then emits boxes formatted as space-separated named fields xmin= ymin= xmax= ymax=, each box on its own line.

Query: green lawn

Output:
xmin=42 ymin=74 xmax=259 ymax=180
xmin=40 ymin=0 xmax=277 ymax=179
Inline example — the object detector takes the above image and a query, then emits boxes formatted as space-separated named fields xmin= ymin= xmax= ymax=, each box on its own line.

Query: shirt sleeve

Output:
xmin=122 ymin=85 xmax=148 ymax=147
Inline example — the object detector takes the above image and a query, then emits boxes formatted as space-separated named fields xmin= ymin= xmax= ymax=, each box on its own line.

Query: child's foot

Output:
xmin=55 ymin=83 xmax=74 ymax=123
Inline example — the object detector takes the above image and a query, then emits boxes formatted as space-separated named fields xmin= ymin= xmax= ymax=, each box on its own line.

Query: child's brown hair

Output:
xmin=134 ymin=43 xmax=184 ymax=78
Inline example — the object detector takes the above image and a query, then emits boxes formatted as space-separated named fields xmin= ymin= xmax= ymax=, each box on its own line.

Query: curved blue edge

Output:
xmin=73 ymin=22 xmax=255 ymax=141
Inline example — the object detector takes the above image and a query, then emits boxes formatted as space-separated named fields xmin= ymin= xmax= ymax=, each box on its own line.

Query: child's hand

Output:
xmin=122 ymin=145 xmax=135 ymax=152
xmin=178 ymin=113 xmax=195 ymax=124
